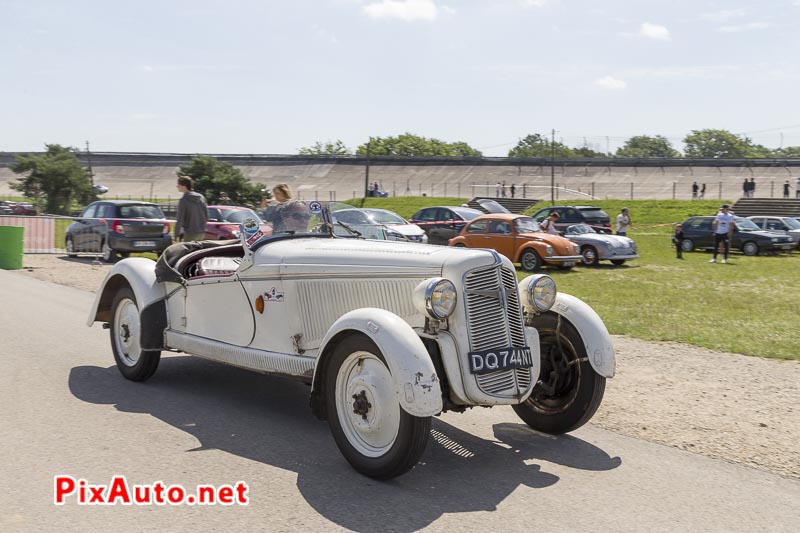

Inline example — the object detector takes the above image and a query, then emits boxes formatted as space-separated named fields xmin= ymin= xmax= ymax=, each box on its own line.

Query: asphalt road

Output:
xmin=1 ymin=270 xmax=798 ymax=533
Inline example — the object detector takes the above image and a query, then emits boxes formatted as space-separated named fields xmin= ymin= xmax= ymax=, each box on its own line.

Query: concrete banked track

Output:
xmin=2 ymin=152 xmax=799 ymax=201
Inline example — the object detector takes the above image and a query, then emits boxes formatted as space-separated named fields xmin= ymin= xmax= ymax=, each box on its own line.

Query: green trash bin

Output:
xmin=0 ymin=226 xmax=24 ymax=270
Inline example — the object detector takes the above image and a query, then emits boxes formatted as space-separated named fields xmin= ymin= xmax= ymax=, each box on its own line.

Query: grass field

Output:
xmin=345 ymin=197 xmax=800 ymax=360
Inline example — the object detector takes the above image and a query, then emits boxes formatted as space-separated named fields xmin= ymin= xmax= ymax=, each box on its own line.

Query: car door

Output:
xmin=410 ymin=208 xmax=438 ymax=243
xmin=686 ymin=218 xmax=714 ymax=248
xmin=70 ymin=204 xmax=97 ymax=251
xmin=461 ymin=219 xmax=487 ymax=247
xmin=486 ymin=219 xmax=515 ymax=259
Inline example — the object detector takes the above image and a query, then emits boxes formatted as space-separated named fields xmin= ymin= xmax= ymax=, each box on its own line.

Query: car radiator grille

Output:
xmin=464 ymin=265 xmax=531 ymax=397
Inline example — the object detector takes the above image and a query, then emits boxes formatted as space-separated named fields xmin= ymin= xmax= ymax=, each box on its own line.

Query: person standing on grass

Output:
xmin=710 ymin=204 xmax=735 ymax=264
xmin=616 ymin=207 xmax=630 ymax=236
xmin=174 ymin=176 xmax=208 ymax=242
xmin=673 ymin=223 xmax=685 ymax=259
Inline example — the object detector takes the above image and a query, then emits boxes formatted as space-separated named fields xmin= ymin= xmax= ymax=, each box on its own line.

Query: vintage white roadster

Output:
xmin=88 ymin=201 xmax=615 ymax=479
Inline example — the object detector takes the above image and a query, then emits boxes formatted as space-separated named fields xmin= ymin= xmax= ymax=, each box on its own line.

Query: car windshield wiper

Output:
xmin=334 ymin=220 xmax=362 ymax=238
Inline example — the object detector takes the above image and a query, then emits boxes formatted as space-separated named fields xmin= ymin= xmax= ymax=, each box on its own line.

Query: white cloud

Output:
xmin=716 ymin=21 xmax=771 ymax=33
xmin=593 ymin=76 xmax=627 ymax=90
xmin=638 ymin=22 xmax=670 ymax=40
xmin=363 ymin=0 xmax=439 ymax=21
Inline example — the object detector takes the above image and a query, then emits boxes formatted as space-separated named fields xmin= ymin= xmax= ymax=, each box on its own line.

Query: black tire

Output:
xmin=742 ymin=241 xmax=759 ymax=256
xmin=65 ymin=236 xmax=78 ymax=258
xmin=610 ymin=259 xmax=626 ymax=266
xmin=118 ymin=252 xmax=130 ymax=258
xmin=680 ymin=239 xmax=694 ymax=252
xmin=581 ymin=246 xmax=599 ymax=266
xmin=110 ymin=286 xmax=161 ymax=381
xmin=325 ymin=335 xmax=431 ymax=479
xmin=519 ymin=249 xmax=542 ymax=272
xmin=454 ymin=243 xmax=467 ymax=248
xmin=101 ymin=240 xmax=117 ymax=263
xmin=558 ymin=264 xmax=574 ymax=271
xmin=512 ymin=312 xmax=605 ymax=434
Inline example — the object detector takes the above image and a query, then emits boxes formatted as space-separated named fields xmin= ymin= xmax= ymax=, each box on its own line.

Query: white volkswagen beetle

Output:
xmin=88 ymin=201 xmax=615 ymax=479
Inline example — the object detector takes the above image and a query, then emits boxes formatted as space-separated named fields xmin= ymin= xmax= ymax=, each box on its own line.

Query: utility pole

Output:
xmin=551 ymin=129 xmax=556 ymax=205
xmin=364 ymin=138 xmax=371 ymax=198
xmin=85 ymin=140 xmax=94 ymax=186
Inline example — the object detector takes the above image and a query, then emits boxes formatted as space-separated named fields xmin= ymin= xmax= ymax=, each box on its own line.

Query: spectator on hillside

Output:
xmin=510 ymin=183 xmax=516 ymax=198
xmin=742 ymin=178 xmax=749 ymax=198
xmin=495 ymin=182 xmax=502 ymax=197
xmin=692 ymin=181 xmax=699 ymax=199
xmin=174 ymin=176 xmax=208 ymax=242
xmin=783 ymin=179 xmax=791 ymax=199
xmin=796 ymin=177 xmax=800 ymax=199
xmin=699 ymin=183 xmax=706 ymax=199
xmin=749 ymin=177 xmax=756 ymax=197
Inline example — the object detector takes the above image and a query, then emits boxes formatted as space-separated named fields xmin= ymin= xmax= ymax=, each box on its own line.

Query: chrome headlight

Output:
xmin=519 ymin=274 xmax=557 ymax=313
xmin=413 ymin=278 xmax=457 ymax=320
xmin=545 ymin=245 xmax=554 ymax=256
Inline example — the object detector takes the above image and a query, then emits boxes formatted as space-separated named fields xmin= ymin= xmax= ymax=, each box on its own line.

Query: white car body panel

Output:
xmin=549 ymin=293 xmax=616 ymax=378
xmin=316 ymin=308 xmax=443 ymax=417
xmin=87 ymin=257 xmax=166 ymax=326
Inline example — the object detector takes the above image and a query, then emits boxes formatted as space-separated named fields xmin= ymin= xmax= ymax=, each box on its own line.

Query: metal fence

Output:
xmin=0 ymin=215 xmax=75 ymax=253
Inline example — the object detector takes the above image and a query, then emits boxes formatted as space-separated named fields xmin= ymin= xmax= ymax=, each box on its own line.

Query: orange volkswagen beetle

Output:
xmin=449 ymin=214 xmax=583 ymax=271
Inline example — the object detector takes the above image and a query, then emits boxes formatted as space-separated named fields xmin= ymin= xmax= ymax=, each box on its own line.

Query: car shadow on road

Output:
xmin=69 ymin=356 xmax=621 ymax=532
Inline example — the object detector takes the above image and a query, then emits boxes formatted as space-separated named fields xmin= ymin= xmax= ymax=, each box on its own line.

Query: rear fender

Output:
xmin=548 ymin=293 xmax=616 ymax=378
xmin=310 ymin=308 xmax=443 ymax=419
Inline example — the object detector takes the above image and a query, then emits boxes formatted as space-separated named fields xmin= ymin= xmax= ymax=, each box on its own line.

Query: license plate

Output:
xmin=468 ymin=346 xmax=533 ymax=374
xmin=563 ymin=261 xmax=576 ymax=267
xmin=133 ymin=240 xmax=156 ymax=247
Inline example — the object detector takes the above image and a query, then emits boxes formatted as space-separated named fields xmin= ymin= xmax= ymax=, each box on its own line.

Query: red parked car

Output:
xmin=205 ymin=206 xmax=272 ymax=240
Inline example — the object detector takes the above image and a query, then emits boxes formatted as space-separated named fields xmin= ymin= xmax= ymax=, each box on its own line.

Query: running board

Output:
xmin=165 ymin=330 xmax=316 ymax=380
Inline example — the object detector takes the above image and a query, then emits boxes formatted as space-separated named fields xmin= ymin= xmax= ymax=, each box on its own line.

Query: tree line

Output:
xmin=300 ymin=129 xmax=800 ymax=159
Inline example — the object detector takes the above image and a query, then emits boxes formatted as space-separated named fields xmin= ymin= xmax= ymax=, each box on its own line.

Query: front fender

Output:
xmin=86 ymin=257 xmax=166 ymax=326
xmin=312 ymin=308 xmax=443 ymax=418
xmin=549 ymin=293 xmax=616 ymax=378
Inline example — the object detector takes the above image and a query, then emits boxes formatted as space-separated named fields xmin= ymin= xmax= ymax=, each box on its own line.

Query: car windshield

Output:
xmin=514 ymin=217 xmax=542 ymax=233
xmin=783 ymin=218 xmax=800 ymax=229
xmin=219 ymin=208 xmax=263 ymax=224
xmin=363 ymin=209 xmax=407 ymax=224
xmin=259 ymin=200 xmax=330 ymax=238
xmin=566 ymin=224 xmax=595 ymax=235
xmin=735 ymin=217 xmax=760 ymax=231
xmin=118 ymin=204 xmax=165 ymax=219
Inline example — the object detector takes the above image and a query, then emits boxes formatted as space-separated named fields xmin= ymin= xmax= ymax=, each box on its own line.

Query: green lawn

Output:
xmin=346 ymin=197 xmax=800 ymax=360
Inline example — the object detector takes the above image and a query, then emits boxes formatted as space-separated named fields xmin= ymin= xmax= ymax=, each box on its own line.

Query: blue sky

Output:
xmin=2 ymin=0 xmax=799 ymax=156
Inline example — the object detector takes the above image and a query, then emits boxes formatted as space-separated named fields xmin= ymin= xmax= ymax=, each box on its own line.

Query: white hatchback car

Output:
xmin=88 ymin=201 xmax=615 ymax=479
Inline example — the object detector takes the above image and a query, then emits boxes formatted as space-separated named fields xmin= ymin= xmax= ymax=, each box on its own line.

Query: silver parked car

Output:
xmin=563 ymin=224 xmax=639 ymax=266
xmin=747 ymin=216 xmax=800 ymax=250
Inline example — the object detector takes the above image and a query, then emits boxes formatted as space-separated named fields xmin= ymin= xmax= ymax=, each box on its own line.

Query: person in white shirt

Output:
xmin=541 ymin=212 xmax=560 ymax=234
xmin=616 ymin=208 xmax=630 ymax=236
xmin=710 ymin=204 xmax=735 ymax=264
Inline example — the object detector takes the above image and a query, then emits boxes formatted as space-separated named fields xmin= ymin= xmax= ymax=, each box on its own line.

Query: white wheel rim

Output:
xmin=335 ymin=351 xmax=400 ymax=458
xmin=582 ymin=248 xmax=596 ymax=264
xmin=113 ymin=298 xmax=141 ymax=366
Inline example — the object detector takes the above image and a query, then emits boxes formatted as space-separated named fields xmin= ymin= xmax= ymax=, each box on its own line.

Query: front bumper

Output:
xmin=598 ymin=252 xmax=639 ymax=261
xmin=543 ymin=254 xmax=583 ymax=265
